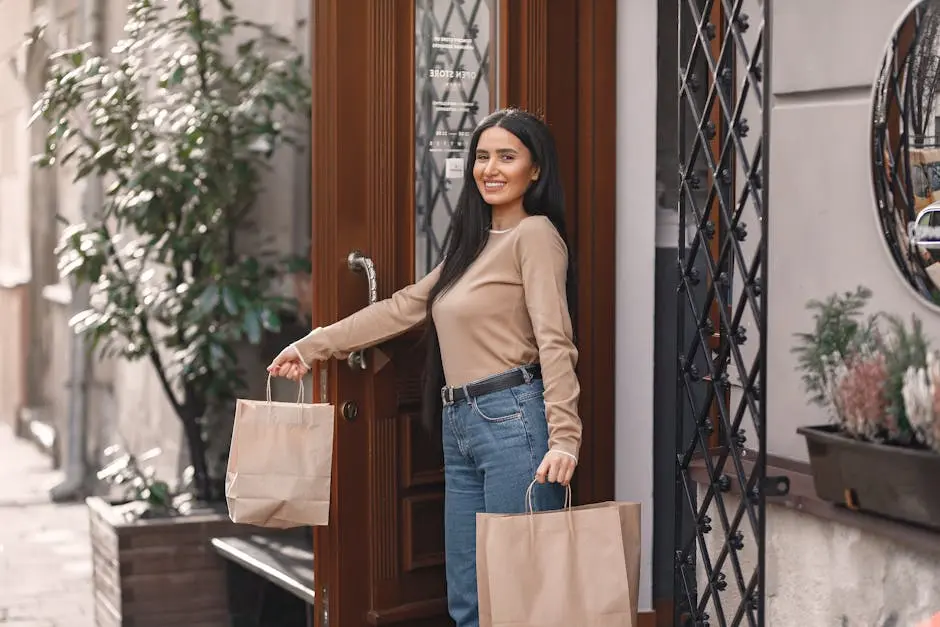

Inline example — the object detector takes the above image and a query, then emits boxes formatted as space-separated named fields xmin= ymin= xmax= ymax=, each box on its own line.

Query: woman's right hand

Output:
xmin=267 ymin=345 xmax=310 ymax=382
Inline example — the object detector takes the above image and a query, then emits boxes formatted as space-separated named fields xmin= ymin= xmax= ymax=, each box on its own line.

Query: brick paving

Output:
xmin=0 ymin=424 xmax=94 ymax=627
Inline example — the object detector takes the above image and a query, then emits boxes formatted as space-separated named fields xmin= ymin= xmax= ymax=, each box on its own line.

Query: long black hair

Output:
xmin=421 ymin=108 xmax=577 ymax=433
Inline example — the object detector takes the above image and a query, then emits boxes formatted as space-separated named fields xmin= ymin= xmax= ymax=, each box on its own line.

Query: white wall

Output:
xmin=615 ymin=0 xmax=657 ymax=612
xmin=767 ymin=0 xmax=937 ymax=460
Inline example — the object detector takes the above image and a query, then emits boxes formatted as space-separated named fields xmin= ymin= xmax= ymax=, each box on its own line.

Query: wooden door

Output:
xmin=309 ymin=2 xmax=616 ymax=626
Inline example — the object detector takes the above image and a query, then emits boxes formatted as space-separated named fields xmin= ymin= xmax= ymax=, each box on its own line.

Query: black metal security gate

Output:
xmin=674 ymin=1 xmax=784 ymax=626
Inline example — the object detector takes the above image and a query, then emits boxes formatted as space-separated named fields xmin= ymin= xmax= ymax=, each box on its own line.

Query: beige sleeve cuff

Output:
xmin=290 ymin=344 xmax=311 ymax=369
xmin=549 ymin=449 xmax=579 ymax=464
xmin=290 ymin=327 xmax=332 ymax=366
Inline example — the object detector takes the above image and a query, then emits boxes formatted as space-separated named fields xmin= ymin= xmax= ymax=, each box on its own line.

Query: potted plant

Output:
xmin=30 ymin=0 xmax=311 ymax=623
xmin=794 ymin=286 xmax=940 ymax=529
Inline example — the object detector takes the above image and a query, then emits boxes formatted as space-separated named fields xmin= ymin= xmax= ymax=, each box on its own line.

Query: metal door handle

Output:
xmin=346 ymin=250 xmax=377 ymax=370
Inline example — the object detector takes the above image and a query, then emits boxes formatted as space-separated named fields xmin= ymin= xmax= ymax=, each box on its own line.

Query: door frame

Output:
xmin=309 ymin=1 xmax=618 ymax=624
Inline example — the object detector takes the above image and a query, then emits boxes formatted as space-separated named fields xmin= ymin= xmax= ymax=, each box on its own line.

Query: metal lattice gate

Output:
xmin=674 ymin=1 xmax=785 ymax=626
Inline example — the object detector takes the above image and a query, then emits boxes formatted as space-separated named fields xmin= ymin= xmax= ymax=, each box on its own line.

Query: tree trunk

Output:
xmin=180 ymin=412 xmax=212 ymax=502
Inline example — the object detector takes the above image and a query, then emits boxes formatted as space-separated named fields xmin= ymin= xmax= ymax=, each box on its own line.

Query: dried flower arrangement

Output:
xmin=793 ymin=286 xmax=940 ymax=452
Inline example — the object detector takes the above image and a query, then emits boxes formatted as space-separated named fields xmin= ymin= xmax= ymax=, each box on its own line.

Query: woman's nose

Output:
xmin=483 ymin=159 xmax=499 ymax=176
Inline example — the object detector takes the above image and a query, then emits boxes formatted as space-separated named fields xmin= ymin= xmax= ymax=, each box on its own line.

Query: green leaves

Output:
xmin=56 ymin=224 xmax=108 ymax=283
xmin=793 ymin=288 xmax=936 ymax=445
xmin=168 ymin=65 xmax=186 ymax=87
xmin=221 ymin=286 xmax=240 ymax=315
xmin=35 ymin=0 xmax=311 ymax=423
xmin=195 ymin=284 xmax=220 ymax=315
xmin=792 ymin=286 xmax=881 ymax=410
xmin=242 ymin=309 xmax=262 ymax=344
xmin=260 ymin=308 xmax=281 ymax=333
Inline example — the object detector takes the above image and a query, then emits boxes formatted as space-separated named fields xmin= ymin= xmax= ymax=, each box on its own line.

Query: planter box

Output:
xmin=87 ymin=496 xmax=254 ymax=627
xmin=798 ymin=424 xmax=940 ymax=530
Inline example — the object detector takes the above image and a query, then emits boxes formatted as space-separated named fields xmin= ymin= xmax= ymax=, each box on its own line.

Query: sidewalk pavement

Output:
xmin=0 ymin=424 xmax=94 ymax=627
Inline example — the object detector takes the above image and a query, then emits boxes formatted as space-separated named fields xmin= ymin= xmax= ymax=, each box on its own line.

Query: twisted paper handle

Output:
xmin=524 ymin=479 xmax=575 ymax=541
xmin=525 ymin=479 xmax=572 ymax=514
xmin=265 ymin=373 xmax=305 ymax=406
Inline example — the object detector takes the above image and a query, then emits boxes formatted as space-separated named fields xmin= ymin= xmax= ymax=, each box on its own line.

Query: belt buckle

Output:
xmin=440 ymin=386 xmax=452 ymax=406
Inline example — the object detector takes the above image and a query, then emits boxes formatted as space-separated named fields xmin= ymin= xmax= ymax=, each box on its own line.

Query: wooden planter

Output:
xmin=87 ymin=496 xmax=253 ymax=627
xmin=798 ymin=424 xmax=940 ymax=529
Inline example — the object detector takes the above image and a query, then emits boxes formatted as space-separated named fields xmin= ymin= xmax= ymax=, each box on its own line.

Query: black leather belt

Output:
xmin=441 ymin=365 xmax=542 ymax=405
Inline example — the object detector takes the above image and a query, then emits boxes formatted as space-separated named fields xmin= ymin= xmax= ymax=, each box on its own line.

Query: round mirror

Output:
xmin=872 ymin=0 xmax=940 ymax=306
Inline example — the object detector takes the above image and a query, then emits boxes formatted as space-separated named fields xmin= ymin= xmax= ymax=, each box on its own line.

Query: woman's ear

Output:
xmin=531 ymin=166 xmax=540 ymax=182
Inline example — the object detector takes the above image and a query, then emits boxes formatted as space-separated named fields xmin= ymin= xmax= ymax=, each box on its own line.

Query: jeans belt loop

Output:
xmin=520 ymin=366 xmax=533 ymax=384
xmin=462 ymin=384 xmax=471 ymax=402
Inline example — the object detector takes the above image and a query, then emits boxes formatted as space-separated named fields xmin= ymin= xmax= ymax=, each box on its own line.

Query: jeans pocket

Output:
xmin=471 ymin=392 xmax=523 ymax=423
xmin=513 ymin=379 xmax=545 ymax=403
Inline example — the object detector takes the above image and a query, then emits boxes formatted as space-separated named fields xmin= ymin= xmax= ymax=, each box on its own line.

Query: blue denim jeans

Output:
xmin=442 ymin=367 xmax=567 ymax=627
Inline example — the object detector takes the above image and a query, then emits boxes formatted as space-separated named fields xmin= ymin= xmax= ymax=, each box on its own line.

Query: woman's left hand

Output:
xmin=267 ymin=345 xmax=310 ymax=382
xmin=534 ymin=451 xmax=577 ymax=486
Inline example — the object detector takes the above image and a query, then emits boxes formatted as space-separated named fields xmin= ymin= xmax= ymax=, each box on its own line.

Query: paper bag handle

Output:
xmin=265 ymin=373 xmax=305 ymax=405
xmin=525 ymin=479 xmax=572 ymax=515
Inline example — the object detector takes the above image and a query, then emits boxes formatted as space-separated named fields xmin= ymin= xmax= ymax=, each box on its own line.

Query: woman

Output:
xmin=268 ymin=108 xmax=581 ymax=627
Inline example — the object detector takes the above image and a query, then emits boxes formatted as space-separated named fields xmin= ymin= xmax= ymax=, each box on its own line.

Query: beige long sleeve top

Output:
xmin=292 ymin=215 xmax=582 ymax=459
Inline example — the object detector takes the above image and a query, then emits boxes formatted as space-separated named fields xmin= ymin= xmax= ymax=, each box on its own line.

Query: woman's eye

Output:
xmin=501 ymin=155 xmax=514 ymax=161
xmin=476 ymin=154 xmax=487 ymax=161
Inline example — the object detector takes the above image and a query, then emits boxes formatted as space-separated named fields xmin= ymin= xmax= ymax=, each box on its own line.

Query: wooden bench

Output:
xmin=211 ymin=528 xmax=315 ymax=627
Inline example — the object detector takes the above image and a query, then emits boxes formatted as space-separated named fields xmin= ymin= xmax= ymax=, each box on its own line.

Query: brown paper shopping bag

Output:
xmin=225 ymin=375 xmax=335 ymax=528
xmin=477 ymin=482 xmax=641 ymax=627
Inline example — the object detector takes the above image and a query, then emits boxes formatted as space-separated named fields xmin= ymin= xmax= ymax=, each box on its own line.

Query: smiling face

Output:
xmin=472 ymin=126 xmax=539 ymax=210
